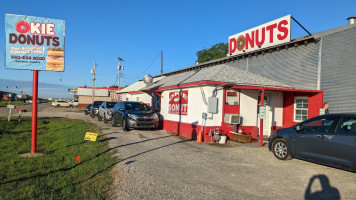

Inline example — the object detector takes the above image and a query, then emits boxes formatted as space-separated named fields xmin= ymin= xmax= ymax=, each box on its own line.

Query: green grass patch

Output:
xmin=65 ymin=109 xmax=85 ymax=113
xmin=138 ymin=134 xmax=148 ymax=139
xmin=0 ymin=117 xmax=118 ymax=199
xmin=0 ymin=101 xmax=25 ymax=107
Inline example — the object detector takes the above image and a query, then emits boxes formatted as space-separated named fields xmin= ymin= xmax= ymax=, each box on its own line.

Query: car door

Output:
xmin=117 ymin=102 xmax=124 ymax=122
xmin=292 ymin=116 xmax=339 ymax=163
xmin=324 ymin=116 xmax=356 ymax=170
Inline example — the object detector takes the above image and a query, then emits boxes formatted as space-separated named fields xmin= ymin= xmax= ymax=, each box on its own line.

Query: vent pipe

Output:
xmin=347 ymin=17 xmax=356 ymax=25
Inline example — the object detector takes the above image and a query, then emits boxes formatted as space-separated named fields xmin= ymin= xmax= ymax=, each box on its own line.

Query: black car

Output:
xmin=90 ymin=101 xmax=105 ymax=118
xmin=111 ymin=101 xmax=159 ymax=131
xmin=269 ymin=114 xmax=356 ymax=172
xmin=85 ymin=104 xmax=92 ymax=115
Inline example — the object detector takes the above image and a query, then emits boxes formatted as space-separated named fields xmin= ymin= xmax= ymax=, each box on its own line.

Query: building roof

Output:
xmin=159 ymin=23 xmax=356 ymax=77
xmin=143 ymin=64 xmax=291 ymax=91
xmin=117 ymin=76 xmax=165 ymax=94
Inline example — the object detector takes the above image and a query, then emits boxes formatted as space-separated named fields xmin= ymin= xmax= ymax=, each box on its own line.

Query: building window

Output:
xmin=294 ymin=97 xmax=308 ymax=122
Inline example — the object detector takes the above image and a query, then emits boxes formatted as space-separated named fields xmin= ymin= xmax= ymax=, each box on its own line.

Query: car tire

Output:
xmin=122 ymin=118 xmax=129 ymax=132
xmin=103 ymin=114 xmax=108 ymax=124
xmin=90 ymin=112 xmax=95 ymax=118
xmin=98 ymin=114 xmax=102 ymax=121
xmin=272 ymin=139 xmax=292 ymax=160
xmin=56 ymin=104 xmax=60 ymax=108
xmin=69 ymin=104 xmax=73 ymax=108
xmin=112 ymin=117 xmax=117 ymax=127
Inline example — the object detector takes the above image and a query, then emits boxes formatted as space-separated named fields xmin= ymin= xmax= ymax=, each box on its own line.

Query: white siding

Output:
xmin=239 ymin=90 xmax=258 ymax=126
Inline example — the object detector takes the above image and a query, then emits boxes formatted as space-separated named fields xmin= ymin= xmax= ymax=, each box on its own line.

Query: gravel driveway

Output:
xmin=1 ymin=103 xmax=355 ymax=199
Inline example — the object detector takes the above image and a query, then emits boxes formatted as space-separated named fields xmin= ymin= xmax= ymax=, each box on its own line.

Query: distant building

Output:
xmin=77 ymin=87 xmax=121 ymax=108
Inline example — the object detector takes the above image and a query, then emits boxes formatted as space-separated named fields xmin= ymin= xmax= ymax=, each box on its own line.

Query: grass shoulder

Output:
xmin=0 ymin=117 xmax=118 ymax=199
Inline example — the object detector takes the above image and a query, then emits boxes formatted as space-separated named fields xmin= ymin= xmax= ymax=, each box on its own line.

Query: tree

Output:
xmin=196 ymin=43 xmax=228 ymax=64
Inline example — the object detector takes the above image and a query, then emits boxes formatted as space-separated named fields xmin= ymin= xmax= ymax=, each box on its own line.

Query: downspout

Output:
xmin=317 ymin=38 xmax=323 ymax=90
xmin=260 ymin=88 xmax=265 ymax=147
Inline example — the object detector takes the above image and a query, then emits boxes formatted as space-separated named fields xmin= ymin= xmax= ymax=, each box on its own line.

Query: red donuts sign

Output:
xmin=228 ymin=15 xmax=291 ymax=56
xmin=168 ymin=90 xmax=188 ymax=115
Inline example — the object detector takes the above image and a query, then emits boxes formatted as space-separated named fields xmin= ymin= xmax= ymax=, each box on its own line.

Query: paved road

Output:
xmin=1 ymin=103 xmax=355 ymax=199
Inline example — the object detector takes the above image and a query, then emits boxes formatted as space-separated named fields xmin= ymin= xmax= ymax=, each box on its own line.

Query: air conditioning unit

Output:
xmin=224 ymin=114 xmax=241 ymax=124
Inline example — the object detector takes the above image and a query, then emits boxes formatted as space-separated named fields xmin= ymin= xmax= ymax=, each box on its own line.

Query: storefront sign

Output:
xmin=168 ymin=90 xmax=188 ymax=115
xmin=5 ymin=14 xmax=65 ymax=71
xmin=228 ymin=15 xmax=291 ymax=56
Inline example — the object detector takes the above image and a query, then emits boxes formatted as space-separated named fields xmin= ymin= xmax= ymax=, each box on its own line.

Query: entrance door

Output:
xmin=257 ymin=94 xmax=272 ymax=136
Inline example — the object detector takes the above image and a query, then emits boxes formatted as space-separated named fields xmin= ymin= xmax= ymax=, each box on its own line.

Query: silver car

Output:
xmin=98 ymin=101 xmax=117 ymax=123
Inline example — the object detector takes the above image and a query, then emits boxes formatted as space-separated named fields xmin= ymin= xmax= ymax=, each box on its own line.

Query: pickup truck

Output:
xmin=52 ymin=100 xmax=73 ymax=107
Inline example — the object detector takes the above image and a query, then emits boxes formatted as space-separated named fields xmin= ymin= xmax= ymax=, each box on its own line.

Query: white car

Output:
xmin=52 ymin=100 xmax=72 ymax=107
xmin=98 ymin=101 xmax=117 ymax=123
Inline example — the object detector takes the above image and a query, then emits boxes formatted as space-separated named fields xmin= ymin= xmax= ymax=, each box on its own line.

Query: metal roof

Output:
xmin=143 ymin=64 xmax=291 ymax=90
xmin=117 ymin=76 xmax=165 ymax=94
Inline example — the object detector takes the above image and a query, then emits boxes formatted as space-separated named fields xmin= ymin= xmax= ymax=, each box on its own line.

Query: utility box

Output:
xmin=208 ymin=97 xmax=218 ymax=114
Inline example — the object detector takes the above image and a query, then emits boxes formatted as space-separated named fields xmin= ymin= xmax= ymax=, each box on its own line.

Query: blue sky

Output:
xmin=1 ymin=0 xmax=355 ymax=98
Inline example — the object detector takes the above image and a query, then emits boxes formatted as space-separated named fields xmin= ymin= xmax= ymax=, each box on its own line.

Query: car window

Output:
xmin=107 ymin=102 xmax=116 ymax=108
xmin=302 ymin=116 xmax=338 ymax=133
xmin=337 ymin=117 xmax=356 ymax=134
xmin=140 ymin=104 xmax=151 ymax=111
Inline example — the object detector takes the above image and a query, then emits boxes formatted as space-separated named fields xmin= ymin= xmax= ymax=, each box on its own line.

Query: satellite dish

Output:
xmin=143 ymin=74 xmax=153 ymax=85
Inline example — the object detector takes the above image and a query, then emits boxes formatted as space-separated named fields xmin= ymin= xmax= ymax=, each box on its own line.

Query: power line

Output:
xmin=140 ymin=53 xmax=160 ymax=77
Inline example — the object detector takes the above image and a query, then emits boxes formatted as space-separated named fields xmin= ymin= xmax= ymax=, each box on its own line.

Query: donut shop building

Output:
xmin=121 ymin=15 xmax=356 ymax=142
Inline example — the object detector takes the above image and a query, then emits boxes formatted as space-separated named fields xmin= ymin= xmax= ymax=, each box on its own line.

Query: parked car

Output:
xmin=269 ymin=114 xmax=356 ymax=172
xmin=70 ymin=100 xmax=78 ymax=107
xmin=98 ymin=101 xmax=117 ymax=123
xmin=85 ymin=104 xmax=92 ymax=115
xmin=90 ymin=101 xmax=105 ymax=118
xmin=52 ymin=100 xmax=72 ymax=107
xmin=111 ymin=101 xmax=159 ymax=131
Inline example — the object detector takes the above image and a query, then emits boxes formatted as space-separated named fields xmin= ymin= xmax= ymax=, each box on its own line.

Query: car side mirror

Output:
xmin=295 ymin=125 xmax=302 ymax=132
xmin=119 ymin=108 xmax=124 ymax=111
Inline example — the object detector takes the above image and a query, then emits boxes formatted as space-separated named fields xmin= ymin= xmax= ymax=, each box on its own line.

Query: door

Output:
xmin=324 ymin=116 xmax=356 ymax=170
xmin=257 ymin=94 xmax=272 ymax=136
xmin=292 ymin=116 xmax=339 ymax=162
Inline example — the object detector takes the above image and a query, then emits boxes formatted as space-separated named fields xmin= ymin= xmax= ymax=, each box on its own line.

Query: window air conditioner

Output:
xmin=224 ymin=114 xmax=241 ymax=124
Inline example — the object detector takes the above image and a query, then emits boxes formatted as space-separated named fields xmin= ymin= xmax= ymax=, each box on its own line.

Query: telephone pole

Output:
xmin=161 ymin=51 xmax=163 ymax=76
xmin=91 ymin=62 xmax=97 ymax=103
xmin=117 ymin=57 xmax=124 ymax=101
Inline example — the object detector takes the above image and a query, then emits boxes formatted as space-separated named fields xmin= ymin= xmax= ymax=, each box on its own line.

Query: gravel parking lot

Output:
xmin=1 ymin=103 xmax=355 ymax=199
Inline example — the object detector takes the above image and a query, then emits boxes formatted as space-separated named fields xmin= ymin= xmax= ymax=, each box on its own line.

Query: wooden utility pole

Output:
xmin=92 ymin=62 xmax=97 ymax=103
xmin=161 ymin=51 xmax=163 ymax=76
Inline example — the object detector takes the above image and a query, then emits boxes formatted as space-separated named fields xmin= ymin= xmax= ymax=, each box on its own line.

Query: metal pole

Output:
xmin=31 ymin=70 xmax=38 ymax=153
xmin=118 ymin=59 xmax=121 ymax=101
xmin=259 ymin=89 xmax=264 ymax=147
xmin=92 ymin=62 xmax=96 ymax=103
xmin=161 ymin=51 xmax=163 ymax=76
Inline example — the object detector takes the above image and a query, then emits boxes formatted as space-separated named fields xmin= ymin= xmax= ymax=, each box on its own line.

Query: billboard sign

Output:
xmin=5 ymin=14 xmax=65 ymax=71
xmin=228 ymin=15 xmax=291 ymax=56
xmin=168 ymin=90 xmax=188 ymax=115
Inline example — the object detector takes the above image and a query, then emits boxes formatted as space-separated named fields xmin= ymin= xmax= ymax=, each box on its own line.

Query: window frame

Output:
xmin=294 ymin=97 xmax=309 ymax=122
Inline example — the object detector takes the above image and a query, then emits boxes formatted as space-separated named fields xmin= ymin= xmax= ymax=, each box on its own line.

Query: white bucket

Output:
xmin=219 ymin=136 xmax=227 ymax=144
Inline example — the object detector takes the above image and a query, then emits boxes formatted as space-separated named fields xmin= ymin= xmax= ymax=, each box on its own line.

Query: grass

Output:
xmin=65 ymin=109 xmax=85 ymax=113
xmin=0 ymin=101 xmax=25 ymax=107
xmin=138 ymin=134 xmax=148 ymax=139
xmin=0 ymin=117 xmax=118 ymax=199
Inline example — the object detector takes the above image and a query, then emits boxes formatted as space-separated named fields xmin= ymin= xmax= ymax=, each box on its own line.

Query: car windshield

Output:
xmin=93 ymin=101 xmax=104 ymax=107
xmin=125 ymin=102 xmax=150 ymax=111
xmin=107 ymin=102 xmax=116 ymax=108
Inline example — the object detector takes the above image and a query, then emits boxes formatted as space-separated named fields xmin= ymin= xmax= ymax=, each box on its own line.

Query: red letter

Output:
xmin=229 ymin=38 xmax=237 ymax=54
xmin=255 ymin=28 xmax=265 ymax=47
xmin=245 ymin=31 xmax=255 ymax=50
xmin=266 ymin=23 xmax=277 ymax=43
xmin=277 ymin=20 xmax=289 ymax=40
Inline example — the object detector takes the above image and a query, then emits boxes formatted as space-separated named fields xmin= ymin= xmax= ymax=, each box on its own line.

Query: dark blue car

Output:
xmin=269 ymin=114 xmax=356 ymax=172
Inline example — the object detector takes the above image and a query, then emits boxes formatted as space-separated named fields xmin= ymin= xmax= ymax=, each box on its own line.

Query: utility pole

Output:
xmin=91 ymin=62 xmax=97 ymax=103
xmin=117 ymin=57 xmax=124 ymax=101
xmin=161 ymin=51 xmax=163 ymax=76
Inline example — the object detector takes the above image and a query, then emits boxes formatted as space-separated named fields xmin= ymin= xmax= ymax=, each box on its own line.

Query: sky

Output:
xmin=0 ymin=0 xmax=355 ymax=98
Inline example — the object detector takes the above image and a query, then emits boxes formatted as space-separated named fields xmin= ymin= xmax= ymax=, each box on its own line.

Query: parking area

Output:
xmin=1 ymin=104 xmax=355 ymax=199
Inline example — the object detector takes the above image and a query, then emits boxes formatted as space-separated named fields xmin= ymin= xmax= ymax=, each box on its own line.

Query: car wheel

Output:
xmin=56 ymin=104 xmax=60 ymax=108
xmin=122 ymin=118 xmax=129 ymax=132
xmin=98 ymin=114 xmax=102 ymax=121
xmin=112 ymin=117 xmax=117 ymax=127
xmin=69 ymin=104 xmax=73 ymax=108
xmin=90 ymin=112 xmax=95 ymax=118
xmin=103 ymin=114 xmax=108 ymax=124
xmin=272 ymin=139 xmax=292 ymax=160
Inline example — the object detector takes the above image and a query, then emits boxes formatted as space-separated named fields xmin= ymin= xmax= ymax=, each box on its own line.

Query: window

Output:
xmin=294 ymin=97 xmax=308 ymax=122
xmin=302 ymin=116 xmax=337 ymax=132
xmin=337 ymin=117 xmax=356 ymax=134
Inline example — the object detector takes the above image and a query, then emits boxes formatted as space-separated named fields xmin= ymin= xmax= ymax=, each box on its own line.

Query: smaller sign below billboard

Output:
xmin=228 ymin=15 xmax=291 ymax=56
xmin=168 ymin=90 xmax=188 ymax=115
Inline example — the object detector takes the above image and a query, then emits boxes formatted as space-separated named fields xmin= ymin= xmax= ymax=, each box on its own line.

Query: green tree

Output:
xmin=196 ymin=42 xmax=228 ymax=63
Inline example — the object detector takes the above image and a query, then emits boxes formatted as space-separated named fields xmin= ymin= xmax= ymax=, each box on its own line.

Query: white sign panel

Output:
xmin=259 ymin=106 xmax=266 ymax=119
xmin=228 ymin=15 xmax=291 ymax=56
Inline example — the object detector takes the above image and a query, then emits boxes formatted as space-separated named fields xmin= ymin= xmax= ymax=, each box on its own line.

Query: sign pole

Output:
xmin=31 ymin=70 xmax=38 ymax=153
